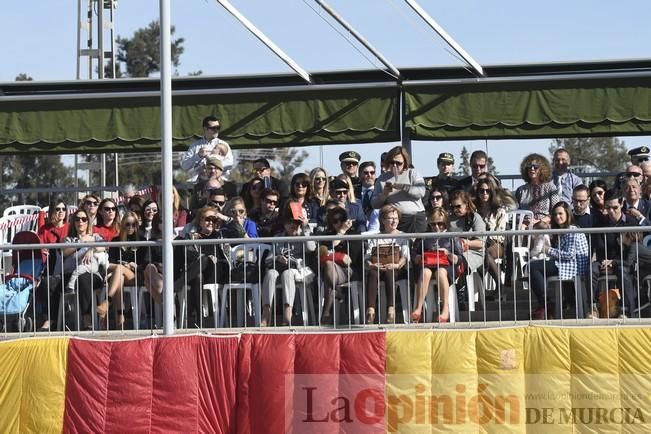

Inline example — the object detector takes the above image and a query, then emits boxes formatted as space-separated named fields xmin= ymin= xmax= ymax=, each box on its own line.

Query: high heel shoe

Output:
xmin=386 ymin=306 xmax=395 ymax=324
xmin=116 ymin=310 xmax=126 ymax=329
xmin=366 ymin=307 xmax=376 ymax=324
xmin=410 ymin=310 xmax=421 ymax=323
xmin=438 ymin=313 xmax=449 ymax=323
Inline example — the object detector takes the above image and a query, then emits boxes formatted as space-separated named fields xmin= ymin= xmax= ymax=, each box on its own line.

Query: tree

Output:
xmin=456 ymin=146 xmax=470 ymax=176
xmin=273 ymin=148 xmax=309 ymax=182
xmin=15 ymin=73 xmax=32 ymax=81
xmin=0 ymin=155 xmax=77 ymax=209
xmin=111 ymin=20 xmax=184 ymax=78
xmin=548 ymin=137 xmax=628 ymax=172
xmin=487 ymin=156 xmax=499 ymax=176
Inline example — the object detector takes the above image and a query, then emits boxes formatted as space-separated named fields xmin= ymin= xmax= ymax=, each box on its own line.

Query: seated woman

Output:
xmin=140 ymin=199 xmax=159 ymax=239
xmin=515 ymin=153 xmax=560 ymax=225
xmin=309 ymin=167 xmax=329 ymax=208
xmin=425 ymin=185 xmax=449 ymax=213
xmin=319 ymin=207 xmax=363 ymax=324
xmin=80 ymin=194 xmax=100 ymax=226
xmin=364 ymin=204 xmax=409 ymax=324
xmin=97 ymin=212 xmax=141 ymax=328
xmin=260 ymin=202 xmax=316 ymax=326
xmin=56 ymin=209 xmax=106 ymax=330
xmin=411 ymin=207 xmax=464 ymax=323
xmin=36 ymin=198 xmax=70 ymax=330
xmin=448 ymin=190 xmax=487 ymax=279
xmin=529 ymin=202 xmax=589 ymax=320
xmin=472 ymin=174 xmax=514 ymax=287
xmin=173 ymin=206 xmax=229 ymax=325
xmin=283 ymin=172 xmax=320 ymax=224
xmin=94 ymin=198 xmax=121 ymax=241
xmin=221 ymin=196 xmax=258 ymax=239
xmin=141 ymin=213 xmax=164 ymax=305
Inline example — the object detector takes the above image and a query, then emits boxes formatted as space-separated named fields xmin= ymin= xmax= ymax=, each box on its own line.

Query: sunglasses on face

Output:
xmin=204 ymin=216 xmax=219 ymax=224
xmin=205 ymin=124 xmax=220 ymax=131
xmin=232 ymin=209 xmax=246 ymax=215
xmin=344 ymin=161 xmax=358 ymax=167
xmin=253 ymin=166 xmax=268 ymax=173
xmin=431 ymin=194 xmax=443 ymax=201
xmin=428 ymin=221 xmax=446 ymax=228
xmin=54 ymin=207 xmax=66 ymax=212
xmin=625 ymin=172 xmax=642 ymax=178
xmin=528 ymin=164 xmax=540 ymax=170
xmin=294 ymin=182 xmax=309 ymax=188
xmin=478 ymin=188 xmax=491 ymax=194
xmin=74 ymin=216 xmax=88 ymax=223
xmin=472 ymin=164 xmax=486 ymax=169
xmin=363 ymin=170 xmax=375 ymax=176
xmin=334 ymin=190 xmax=348 ymax=195
xmin=388 ymin=160 xmax=404 ymax=167
xmin=265 ymin=198 xmax=278 ymax=205
xmin=102 ymin=206 xmax=116 ymax=212
xmin=210 ymin=200 xmax=225 ymax=207
xmin=85 ymin=200 xmax=98 ymax=207
xmin=314 ymin=176 xmax=326 ymax=182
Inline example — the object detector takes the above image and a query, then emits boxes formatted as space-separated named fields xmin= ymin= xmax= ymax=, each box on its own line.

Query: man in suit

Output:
xmin=458 ymin=150 xmax=492 ymax=191
xmin=621 ymin=177 xmax=651 ymax=225
xmin=359 ymin=161 xmax=379 ymax=231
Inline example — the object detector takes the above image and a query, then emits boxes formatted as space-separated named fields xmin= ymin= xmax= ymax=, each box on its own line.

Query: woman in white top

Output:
xmin=364 ymin=205 xmax=409 ymax=324
xmin=371 ymin=146 xmax=427 ymax=233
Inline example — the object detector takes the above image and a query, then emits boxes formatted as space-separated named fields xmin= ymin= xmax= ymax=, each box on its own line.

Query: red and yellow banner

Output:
xmin=1 ymin=327 xmax=650 ymax=433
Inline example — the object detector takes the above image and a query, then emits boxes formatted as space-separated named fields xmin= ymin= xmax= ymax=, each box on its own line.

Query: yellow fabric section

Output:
xmin=0 ymin=338 xmax=68 ymax=433
xmin=386 ymin=327 xmax=651 ymax=433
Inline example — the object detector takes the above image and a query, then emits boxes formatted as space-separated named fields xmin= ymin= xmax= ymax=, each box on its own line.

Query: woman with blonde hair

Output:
xmin=309 ymin=167 xmax=329 ymax=207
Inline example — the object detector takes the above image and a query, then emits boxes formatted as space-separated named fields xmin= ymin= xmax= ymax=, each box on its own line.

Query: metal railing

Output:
xmin=2 ymin=224 xmax=651 ymax=337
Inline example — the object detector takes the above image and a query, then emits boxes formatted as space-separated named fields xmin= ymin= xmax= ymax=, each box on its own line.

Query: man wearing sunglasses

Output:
xmin=359 ymin=161 xmax=380 ymax=231
xmin=628 ymin=146 xmax=650 ymax=167
xmin=180 ymin=115 xmax=233 ymax=182
xmin=338 ymin=151 xmax=362 ymax=198
xmin=249 ymin=188 xmax=283 ymax=238
xmin=458 ymin=150 xmax=497 ymax=191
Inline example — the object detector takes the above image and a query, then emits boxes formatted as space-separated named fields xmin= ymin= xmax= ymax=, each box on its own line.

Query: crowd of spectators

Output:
xmin=15 ymin=116 xmax=651 ymax=329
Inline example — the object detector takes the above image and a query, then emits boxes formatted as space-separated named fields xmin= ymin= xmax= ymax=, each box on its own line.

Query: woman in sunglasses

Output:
xmin=140 ymin=199 xmax=159 ymax=240
xmin=309 ymin=167 xmax=329 ymax=207
xmin=515 ymin=153 xmax=560 ymax=225
xmin=372 ymin=145 xmax=427 ymax=233
xmin=589 ymin=179 xmax=608 ymax=217
xmin=173 ymin=206 xmax=230 ymax=326
xmin=286 ymin=172 xmax=319 ymax=224
xmin=221 ymin=196 xmax=259 ymax=239
xmin=473 ymin=174 xmax=517 ymax=286
xmin=55 ymin=209 xmax=106 ymax=330
xmin=94 ymin=198 xmax=121 ymax=242
xmin=425 ymin=186 xmax=449 ymax=213
xmin=97 ymin=212 xmax=142 ymax=328
xmin=80 ymin=194 xmax=100 ymax=225
xmin=411 ymin=207 xmax=463 ymax=323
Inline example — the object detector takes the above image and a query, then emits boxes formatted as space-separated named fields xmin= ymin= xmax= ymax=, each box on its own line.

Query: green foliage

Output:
xmin=274 ymin=147 xmax=309 ymax=182
xmin=114 ymin=20 xmax=184 ymax=78
xmin=15 ymin=73 xmax=32 ymax=81
xmin=456 ymin=146 xmax=470 ymax=176
xmin=487 ymin=156 xmax=499 ymax=175
xmin=0 ymin=155 xmax=76 ymax=209
xmin=548 ymin=137 xmax=628 ymax=172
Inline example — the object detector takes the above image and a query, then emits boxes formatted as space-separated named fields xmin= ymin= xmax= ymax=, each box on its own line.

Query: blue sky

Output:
xmin=3 ymin=0 xmax=650 ymax=177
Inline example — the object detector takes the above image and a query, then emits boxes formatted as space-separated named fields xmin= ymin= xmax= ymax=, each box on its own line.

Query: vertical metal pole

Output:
xmin=400 ymin=89 xmax=412 ymax=156
xmin=160 ymin=0 xmax=175 ymax=335
xmin=110 ymin=0 xmax=116 ymax=78
xmin=76 ymin=0 xmax=81 ymax=80
xmin=101 ymin=154 xmax=106 ymax=197
xmin=87 ymin=0 xmax=93 ymax=79
xmin=115 ymin=152 xmax=119 ymax=186
xmin=98 ymin=0 xmax=104 ymax=79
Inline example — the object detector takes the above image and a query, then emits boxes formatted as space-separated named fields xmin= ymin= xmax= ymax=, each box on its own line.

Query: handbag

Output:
xmin=370 ymin=245 xmax=401 ymax=265
xmin=423 ymin=250 xmax=450 ymax=267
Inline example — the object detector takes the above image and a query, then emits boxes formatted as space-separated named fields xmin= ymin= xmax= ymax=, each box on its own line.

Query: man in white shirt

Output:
xmin=552 ymin=148 xmax=583 ymax=205
xmin=179 ymin=116 xmax=234 ymax=182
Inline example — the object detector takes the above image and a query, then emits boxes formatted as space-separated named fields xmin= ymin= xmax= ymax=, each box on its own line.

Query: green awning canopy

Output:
xmin=2 ymin=61 xmax=651 ymax=154
xmin=0 ymin=81 xmax=400 ymax=154
xmin=405 ymin=73 xmax=651 ymax=140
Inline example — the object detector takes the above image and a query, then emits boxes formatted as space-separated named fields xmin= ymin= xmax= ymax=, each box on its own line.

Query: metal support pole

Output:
xmin=403 ymin=0 xmax=485 ymax=77
xmin=76 ymin=0 xmax=81 ymax=80
xmin=314 ymin=0 xmax=401 ymax=78
xmin=215 ymin=0 xmax=312 ymax=83
xmin=160 ymin=0 xmax=175 ymax=335
xmin=98 ymin=0 xmax=104 ymax=79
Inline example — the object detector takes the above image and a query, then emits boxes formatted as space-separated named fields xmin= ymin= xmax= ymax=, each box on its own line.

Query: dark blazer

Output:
xmin=623 ymin=198 xmax=651 ymax=224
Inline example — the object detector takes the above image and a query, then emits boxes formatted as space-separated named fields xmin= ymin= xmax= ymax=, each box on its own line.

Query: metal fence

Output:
xmin=1 ymin=224 xmax=650 ymax=338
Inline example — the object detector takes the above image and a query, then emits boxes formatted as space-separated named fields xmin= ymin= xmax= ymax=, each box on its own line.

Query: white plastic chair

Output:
xmin=217 ymin=243 xmax=272 ymax=328
xmin=2 ymin=205 xmax=41 ymax=219
xmin=505 ymin=210 xmax=534 ymax=286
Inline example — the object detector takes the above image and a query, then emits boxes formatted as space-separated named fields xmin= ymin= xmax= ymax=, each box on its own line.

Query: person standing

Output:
xmin=424 ymin=152 xmax=459 ymax=195
xmin=359 ymin=161 xmax=379 ymax=231
xmin=338 ymin=151 xmax=362 ymax=198
xmin=552 ymin=148 xmax=583 ymax=206
xmin=180 ymin=116 xmax=234 ymax=182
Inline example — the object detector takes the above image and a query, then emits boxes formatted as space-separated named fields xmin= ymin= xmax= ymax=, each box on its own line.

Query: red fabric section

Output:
xmin=64 ymin=336 xmax=239 ymax=433
xmin=237 ymin=334 xmax=295 ymax=434
xmin=64 ymin=339 xmax=112 ymax=433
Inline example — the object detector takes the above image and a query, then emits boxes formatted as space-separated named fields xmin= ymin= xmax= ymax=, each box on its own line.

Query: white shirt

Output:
xmin=179 ymin=137 xmax=234 ymax=182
